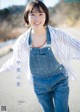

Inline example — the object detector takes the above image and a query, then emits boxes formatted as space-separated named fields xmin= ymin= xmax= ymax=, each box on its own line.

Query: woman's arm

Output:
xmin=0 ymin=55 xmax=16 ymax=72
xmin=61 ymin=30 xmax=80 ymax=60
xmin=0 ymin=34 xmax=23 ymax=73
xmin=49 ymin=26 xmax=80 ymax=60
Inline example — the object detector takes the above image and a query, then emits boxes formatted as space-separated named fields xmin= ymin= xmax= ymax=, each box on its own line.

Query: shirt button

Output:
xmin=48 ymin=47 xmax=51 ymax=50
xmin=59 ymin=67 xmax=62 ymax=70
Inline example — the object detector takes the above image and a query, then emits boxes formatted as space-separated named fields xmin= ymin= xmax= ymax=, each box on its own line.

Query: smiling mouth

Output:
xmin=34 ymin=22 xmax=41 ymax=25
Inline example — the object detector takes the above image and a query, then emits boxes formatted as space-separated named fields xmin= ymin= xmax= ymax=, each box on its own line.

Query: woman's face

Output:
xmin=28 ymin=7 xmax=46 ymax=29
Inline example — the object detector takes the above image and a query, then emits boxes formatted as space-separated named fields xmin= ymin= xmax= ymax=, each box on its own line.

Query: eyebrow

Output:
xmin=30 ymin=12 xmax=44 ymax=13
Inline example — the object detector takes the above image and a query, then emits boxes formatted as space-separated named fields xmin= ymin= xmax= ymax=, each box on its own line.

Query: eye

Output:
xmin=29 ymin=13 xmax=35 ymax=16
xmin=31 ymin=13 xmax=35 ymax=16
xmin=39 ymin=13 xmax=43 ymax=16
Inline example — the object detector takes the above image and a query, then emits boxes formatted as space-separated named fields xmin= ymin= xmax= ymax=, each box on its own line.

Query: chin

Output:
xmin=34 ymin=24 xmax=44 ymax=28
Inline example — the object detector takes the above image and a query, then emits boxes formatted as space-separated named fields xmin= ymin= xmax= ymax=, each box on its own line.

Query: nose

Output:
xmin=34 ymin=15 xmax=39 ymax=20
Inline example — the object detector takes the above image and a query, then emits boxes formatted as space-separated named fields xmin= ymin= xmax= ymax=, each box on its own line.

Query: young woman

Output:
xmin=0 ymin=0 xmax=80 ymax=112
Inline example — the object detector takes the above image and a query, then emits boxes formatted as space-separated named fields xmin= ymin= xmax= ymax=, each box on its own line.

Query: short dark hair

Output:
xmin=24 ymin=0 xmax=49 ymax=26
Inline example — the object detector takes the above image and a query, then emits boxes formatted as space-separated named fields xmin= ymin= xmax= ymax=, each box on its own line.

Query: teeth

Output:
xmin=34 ymin=22 xmax=41 ymax=25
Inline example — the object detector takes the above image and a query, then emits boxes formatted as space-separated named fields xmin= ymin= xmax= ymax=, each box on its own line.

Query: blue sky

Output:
xmin=0 ymin=0 xmax=60 ymax=9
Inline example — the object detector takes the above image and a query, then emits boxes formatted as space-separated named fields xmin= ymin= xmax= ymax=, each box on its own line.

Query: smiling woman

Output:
xmin=0 ymin=0 xmax=80 ymax=112
xmin=28 ymin=12 xmax=45 ymax=25
xmin=24 ymin=1 xmax=48 ymax=47
xmin=24 ymin=1 xmax=49 ymax=26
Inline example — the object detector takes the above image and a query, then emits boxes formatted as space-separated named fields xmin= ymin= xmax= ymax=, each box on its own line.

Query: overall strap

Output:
xmin=28 ymin=29 xmax=32 ymax=47
xmin=46 ymin=27 xmax=51 ymax=44
xmin=28 ymin=27 xmax=51 ymax=47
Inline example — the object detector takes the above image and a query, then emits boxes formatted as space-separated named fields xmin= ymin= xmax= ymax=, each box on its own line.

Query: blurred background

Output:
xmin=0 ymin=0 xmax=80 ymax=112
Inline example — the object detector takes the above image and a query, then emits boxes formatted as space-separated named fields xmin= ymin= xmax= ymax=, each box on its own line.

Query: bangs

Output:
xmin=29 ymin=4 xmax=44 ymax=13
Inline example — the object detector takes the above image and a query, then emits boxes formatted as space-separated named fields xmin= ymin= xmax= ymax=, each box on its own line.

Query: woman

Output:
xmin=0 ymin=0 xmax=80 ymax=112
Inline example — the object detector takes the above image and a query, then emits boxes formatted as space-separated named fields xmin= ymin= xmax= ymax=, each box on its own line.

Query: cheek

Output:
xmin=42 ymin=16 xmax=46 ymax=23
xmin=28 ymin=16 xmax=33 ymax=24
xmin=28 ymin=16 xmax=31 ymax=23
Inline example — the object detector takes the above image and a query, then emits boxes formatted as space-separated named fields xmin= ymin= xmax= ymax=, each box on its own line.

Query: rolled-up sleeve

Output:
xmin=0 ymin=35 xmax=22 ymax=73
xmin=0 ymin=55 xmax=16 ymax=72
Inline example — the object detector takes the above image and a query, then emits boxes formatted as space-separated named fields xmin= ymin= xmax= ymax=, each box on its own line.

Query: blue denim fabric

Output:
xmin=29 ymin=27 xmax=61 ymax=76
xmin=33 ymin=73 xmax=69 ymax=112
xmin=30 ymin=47 xmax=61 ymax=76
xmin=29 ymin=27 xmax=69 ymax=112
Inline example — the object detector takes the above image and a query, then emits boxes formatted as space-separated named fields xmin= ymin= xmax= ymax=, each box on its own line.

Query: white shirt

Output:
xmin=0 ymin=25 xmax=80 ymax=86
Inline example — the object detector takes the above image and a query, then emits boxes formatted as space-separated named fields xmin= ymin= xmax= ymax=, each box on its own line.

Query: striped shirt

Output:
xmin=0 ymin=25 xmax=80 ymax=86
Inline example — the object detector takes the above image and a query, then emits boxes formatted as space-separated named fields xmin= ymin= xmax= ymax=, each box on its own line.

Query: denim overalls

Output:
xmin=29 ymin=27 xmax=69 ymax=112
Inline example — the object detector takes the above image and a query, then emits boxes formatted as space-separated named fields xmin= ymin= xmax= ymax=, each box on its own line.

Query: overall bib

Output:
xmin=29 ymin=27 xmax=69 ymax=112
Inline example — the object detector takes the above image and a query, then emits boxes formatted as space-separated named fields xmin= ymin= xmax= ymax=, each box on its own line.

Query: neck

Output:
xmin=31 ymin=26 xmax=46 ymax=36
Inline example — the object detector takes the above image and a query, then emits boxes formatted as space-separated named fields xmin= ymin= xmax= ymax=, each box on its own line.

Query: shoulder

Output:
xmin=17 ymin=27 xmax=31 ymax=43
xmin=48 ymin=25 xmax=70 ymax=41
xmin=48 ymin=25 xmax=66 ymax=35
xmin=13 ymin=27 xmax=31 ymax=50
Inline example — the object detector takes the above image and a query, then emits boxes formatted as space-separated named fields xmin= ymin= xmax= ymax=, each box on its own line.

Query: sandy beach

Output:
xmin=0 ymin=27 xmax=80 ymax=112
